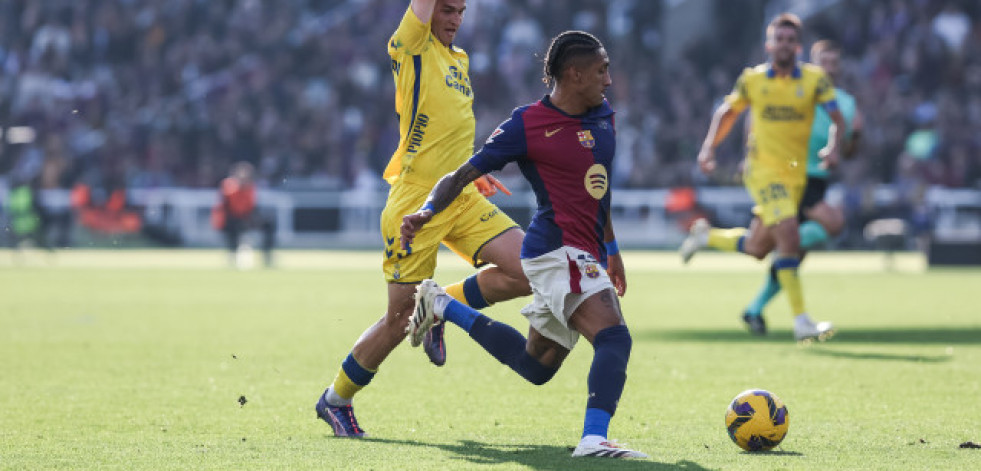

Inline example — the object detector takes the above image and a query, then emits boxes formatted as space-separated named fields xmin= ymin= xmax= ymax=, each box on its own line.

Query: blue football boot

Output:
xmin=423 ymin=321 xmax=447 ymax=366
xmin=315 ymin=391 xmax=365 ymax=438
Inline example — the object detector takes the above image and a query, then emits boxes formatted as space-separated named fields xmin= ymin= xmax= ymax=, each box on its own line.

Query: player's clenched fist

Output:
xmin=697 ymin=147 xmax=717 ymax=174
xmin=400 ymin=209 xmax=433 ymax=250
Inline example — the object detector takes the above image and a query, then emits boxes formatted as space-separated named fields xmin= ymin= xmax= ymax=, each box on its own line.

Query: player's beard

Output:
xmin=773 ymin=52 xmax=796 ymax=70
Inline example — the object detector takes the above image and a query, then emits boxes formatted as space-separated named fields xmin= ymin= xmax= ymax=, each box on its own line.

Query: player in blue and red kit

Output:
xmin=400 ymin=31 xmax=646 ymax=459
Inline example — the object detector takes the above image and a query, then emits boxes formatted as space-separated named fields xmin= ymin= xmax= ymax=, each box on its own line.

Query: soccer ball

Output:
xmin=725 ymin=389 xmax=790 ymax=452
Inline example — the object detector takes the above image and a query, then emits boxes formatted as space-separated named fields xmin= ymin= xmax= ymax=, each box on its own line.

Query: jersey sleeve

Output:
xmin=814 ymin=71 xmax=837 ymax=105
xmin=388 ymin=6 xmax=432 ymax=57
xmin=723 ymin=68 xmax=751 ymax=113
xmin=468 ymin=110 xmax=527 ymax=173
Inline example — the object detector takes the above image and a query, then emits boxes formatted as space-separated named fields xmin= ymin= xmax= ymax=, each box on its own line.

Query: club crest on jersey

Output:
xmin=577 ymin=130 xmax=595 ymax=149
xmin=584 ymin=263 xmax=600 ymax=279
xmin=584 ymin=163 xmax=608 ymax=200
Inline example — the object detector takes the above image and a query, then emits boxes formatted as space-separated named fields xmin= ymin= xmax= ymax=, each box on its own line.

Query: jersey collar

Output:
xmin=766 ymin=63 xmax=802 ymax=79
xmin=541 ymin=95 xmax=614 ymax=118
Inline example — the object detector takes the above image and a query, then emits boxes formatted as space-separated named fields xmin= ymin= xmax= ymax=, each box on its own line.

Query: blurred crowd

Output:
xmin=1 ymin=0 xmax=979 ymax=197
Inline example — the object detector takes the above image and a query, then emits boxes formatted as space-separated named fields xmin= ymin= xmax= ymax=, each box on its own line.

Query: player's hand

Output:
xmin=606 ymin=253 xmax=627 ymax=297
xmin=818 ymin=145 xmax=840 ymax=170
xmin=473 ymin=175 xmax=512 ymax=197
xmin=697 ymin=147 xmax=717 ymax=174
xmin=400 ymin=210 xmax=433 ymax=250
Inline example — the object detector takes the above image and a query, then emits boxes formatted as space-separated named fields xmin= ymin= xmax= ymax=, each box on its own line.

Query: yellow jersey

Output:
xmin=725 ymin=63 xmax=836 ymax=175
xmin=384 ymin=7 xmax=475 ymax=188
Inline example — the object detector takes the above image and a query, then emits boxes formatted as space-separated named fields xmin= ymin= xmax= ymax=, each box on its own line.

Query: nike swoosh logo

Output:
xmin=545 ymin=127 xmax=563 ymax=137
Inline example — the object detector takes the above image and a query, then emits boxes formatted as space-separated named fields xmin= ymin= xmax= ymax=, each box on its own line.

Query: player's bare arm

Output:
xmin=843 ymin=108 xmax=864 ymax=159
xmin=603 ymin=217 xmax=626 ymax=296
xmin=409 ymin=0 xmax=437 ymax=23
xmin=819 ymin=108 xmax=847 ymax=169
xmin=400 ymin=163 xmax=483 ymax=248
xmin=698 ymin=102 xmax=742 ymax=174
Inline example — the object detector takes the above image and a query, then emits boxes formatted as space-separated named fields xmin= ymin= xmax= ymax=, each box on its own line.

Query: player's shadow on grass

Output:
xmin=637 ymin=327 xmax=981 ymax=345
xmin=363 ymin=437 xmax=715 ymax=470
xmin=804 ymin=346 xmax=952 ymax=363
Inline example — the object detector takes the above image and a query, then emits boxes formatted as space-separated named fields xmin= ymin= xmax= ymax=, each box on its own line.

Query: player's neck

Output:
xmin=770 ymin=60 xmax=796 ymax=77
xmin=548 ymin=88 xmax=587 ymax=116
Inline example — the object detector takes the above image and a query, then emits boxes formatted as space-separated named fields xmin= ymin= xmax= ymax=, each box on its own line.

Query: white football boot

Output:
xmin=407 ymin=279 xmax=445 ymax=347
xmin=572 ymin=435 xmax=648 ymax=459
xmin=793 ymin=314 xmax=835 ymax=342
xmin=679 ymin=218 xmax=710 ymax=264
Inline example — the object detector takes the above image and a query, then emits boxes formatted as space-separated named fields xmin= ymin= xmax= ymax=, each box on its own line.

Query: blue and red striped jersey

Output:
xmin=469 ymin=95 xmax=615 ymax=261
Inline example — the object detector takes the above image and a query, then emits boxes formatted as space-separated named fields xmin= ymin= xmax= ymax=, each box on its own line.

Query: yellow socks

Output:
xmin=773 ymin=257 xmax=805 ymax=315
xmin=446 ymin=274 xmax=490 ymax=309
xmin=707 ymin=228 xmax=747 ymax=253
xmin=329 ymin=353 xmax=376 ymax=403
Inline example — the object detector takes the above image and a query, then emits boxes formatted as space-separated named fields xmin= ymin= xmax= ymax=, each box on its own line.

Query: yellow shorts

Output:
xmin=380 ymin=181 xmax=520 ymax=283
xmin=743 ymin=163 xmax=805 ymax=227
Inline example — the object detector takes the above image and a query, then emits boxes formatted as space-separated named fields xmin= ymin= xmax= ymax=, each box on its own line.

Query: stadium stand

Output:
xmin=1 ymin=0 xmax=979 ymax=250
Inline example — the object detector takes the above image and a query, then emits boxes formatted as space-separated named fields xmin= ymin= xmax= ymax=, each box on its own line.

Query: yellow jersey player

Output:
xmin=740 ymin=39 xmax=864 ymax=335
xmin=679 ymin=13 xmax=847 ymax=342
xmin=315 ymin=0 xmax=530 ymax=437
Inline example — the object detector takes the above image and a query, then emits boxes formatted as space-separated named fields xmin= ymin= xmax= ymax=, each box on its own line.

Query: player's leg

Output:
xmin=409 ymin=280 xmax=565 ymax=384
xmin=679 ymin=211 xmax=775 ymax=263
xmin=465 ymin=228 xmax=531 ymax=303
xmin=316 ymin=186 xmax=447 ymax=437
xmin=427 ymin=228 xmax=529 ymax=365
xmin=796 ymin=177 xmax=839 ymax=250
xmin=316 ymin=283 xmax=417 ymax=437
xmin=698 ymin=165 xmax=784 ymax=262
xmin=772 ymin=215 xmax=804 ymax=316
xmin=441 ymin=195 xmax=530 ymax=307
xmin=770 ymin=205 xmax=833 ymax=341
xmin=433 ymin=196 xmax=530 ymax=366
xmin=223 ymin=218 xmax=242 ymax=267
xmin=802 ymin=201 xmax=844 ymax=247
xmin=258 ymin=215 xmax=275 ymax=267
xmin=743 ymin=178 xmax=835 ymax=327
xmin=567 ymin=289 xmax=647 ymax=459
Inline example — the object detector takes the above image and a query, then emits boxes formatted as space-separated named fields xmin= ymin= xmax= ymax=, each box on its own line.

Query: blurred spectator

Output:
xmin=4 ymin=176 xmax=47 ymax=249
xmin=212 ymin=161 xmax=275 ymax=268
xmin=0 ymin=0 xmax=977 ymax=198
xmin=70 ymin=172 xmax=142 ymax=235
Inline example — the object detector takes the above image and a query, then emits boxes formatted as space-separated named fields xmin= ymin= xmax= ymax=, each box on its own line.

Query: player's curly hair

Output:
xmin=542 ymin=31 xmax=604 ymax=87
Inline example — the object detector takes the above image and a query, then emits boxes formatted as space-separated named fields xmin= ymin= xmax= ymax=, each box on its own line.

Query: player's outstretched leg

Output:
xmin=409 ymin=279 xmax=559 ymax=385
xmin=678 ymin=218 xmax=710 ymax=264
xmin=679 ymin=218 xmax=754 ymax=264
xmin=427 ymin=229 xmax=530 ymax=367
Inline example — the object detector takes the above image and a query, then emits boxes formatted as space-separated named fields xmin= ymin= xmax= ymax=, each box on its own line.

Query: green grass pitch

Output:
xmin=1 ymin=249 xmax=979 ymax=470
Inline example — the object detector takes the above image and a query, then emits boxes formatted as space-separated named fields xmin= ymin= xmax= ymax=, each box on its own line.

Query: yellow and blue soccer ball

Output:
xmin=725 ymin=389 xmax=790 ymax=452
